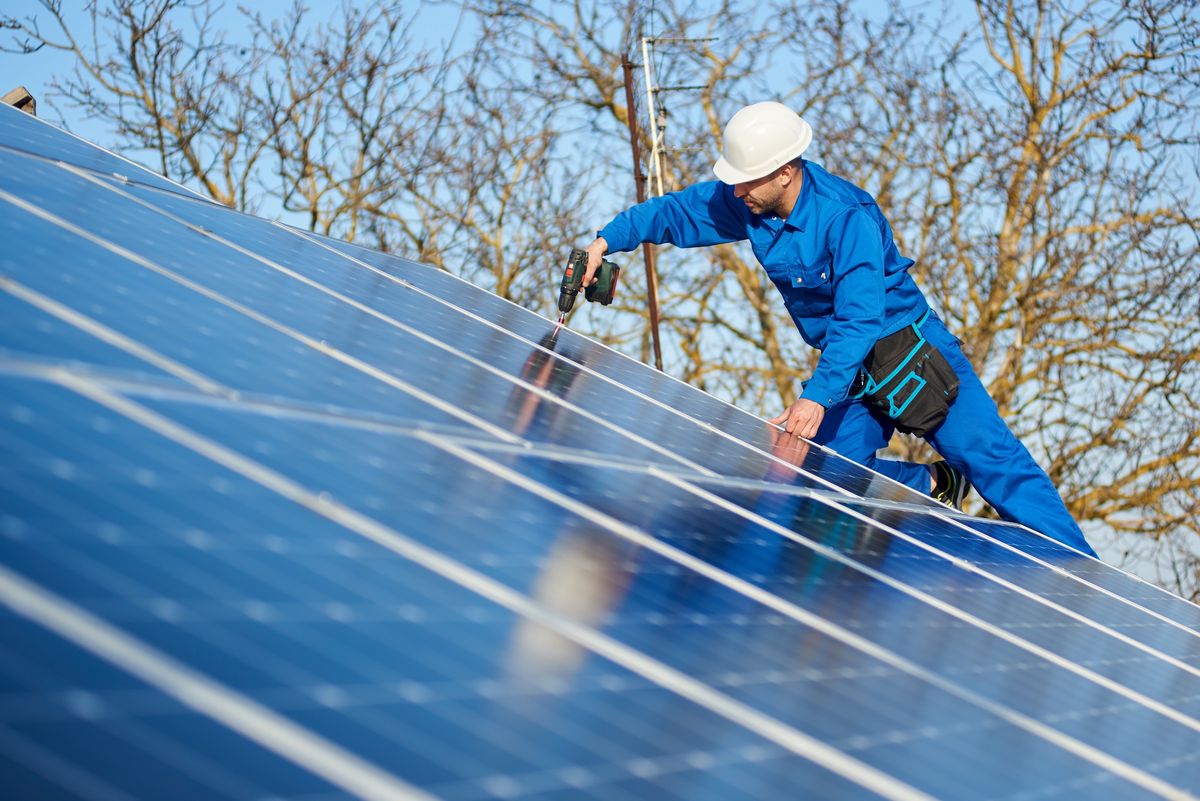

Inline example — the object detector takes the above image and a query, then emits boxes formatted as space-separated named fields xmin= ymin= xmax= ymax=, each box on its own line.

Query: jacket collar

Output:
xmin=781 ymin=159 xmax=813 ymax=233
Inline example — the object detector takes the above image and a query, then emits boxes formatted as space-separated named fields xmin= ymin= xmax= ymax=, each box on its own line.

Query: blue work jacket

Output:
xmin=599 ymin=160 xmax=930 ymax=407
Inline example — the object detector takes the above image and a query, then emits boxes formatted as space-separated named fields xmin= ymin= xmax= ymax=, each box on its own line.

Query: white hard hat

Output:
xmin=712 ymin=101 xmax=813 ymax=184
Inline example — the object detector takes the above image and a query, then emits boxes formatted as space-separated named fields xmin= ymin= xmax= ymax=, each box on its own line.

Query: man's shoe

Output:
xmin=931 ymin=460 xmax=971 ymax=510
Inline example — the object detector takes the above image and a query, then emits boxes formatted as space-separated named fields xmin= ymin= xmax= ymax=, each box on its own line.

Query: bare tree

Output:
xmin=2 ymin=1 xmax=449 ymax=230
xmin=907 ymin=0 xmax=1200 ymax=588
xmin=377 ymin=34 xmax=598 ymax=310
xmin=238 ymin=3 xmax=444 ymax=240
xmin=4 ymin=0 xmax=255 ymax=205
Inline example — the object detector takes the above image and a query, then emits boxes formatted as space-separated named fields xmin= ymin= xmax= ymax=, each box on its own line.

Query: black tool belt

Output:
xmin=850 ymin=310 xmax=960 ymax=437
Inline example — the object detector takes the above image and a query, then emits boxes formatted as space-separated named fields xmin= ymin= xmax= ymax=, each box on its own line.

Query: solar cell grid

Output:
xmin=54 ymin=382 xmax=1200 ymax=794
xmin=0 ymin=377 xmax=913 ymax=801
xmin=462 ymin=451 xmax=1200 ymax=778
xmin=832 ymin=501 xmax=1200 ymax=655
xmin=4 ymin=105 xmax=1200 ymax=800
xmin=0 ymin=105 xmax=194 ymax=197
xmin=684 ymin=485 xmax=1200 ymax=709
xmin=957 ymin=517 xmax=1200 ymax=629
xmin=0 ymin=218 xmax=530 ymax=444
xmin=0 ymin=155 xmax=721 ymax=471
xmin=0 ymin=289 xmax=184 ymax=384
xmin=0 ymin=615 xmax=346 ymax=801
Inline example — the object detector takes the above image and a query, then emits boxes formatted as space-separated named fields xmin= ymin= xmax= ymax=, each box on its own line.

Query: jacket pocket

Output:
xmin=788 ymin=261 xmax=830 ymax=290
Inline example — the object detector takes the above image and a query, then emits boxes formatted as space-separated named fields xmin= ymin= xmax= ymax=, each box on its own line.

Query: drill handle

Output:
xmin=557 ymin=249 xmax=589 ymax=315
xmin=562 ymin=249 xmax=588 ymax=292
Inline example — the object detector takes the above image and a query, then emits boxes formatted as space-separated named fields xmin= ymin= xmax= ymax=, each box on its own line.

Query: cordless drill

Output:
xmin=556 ymin=248 xmax=619 ymax=325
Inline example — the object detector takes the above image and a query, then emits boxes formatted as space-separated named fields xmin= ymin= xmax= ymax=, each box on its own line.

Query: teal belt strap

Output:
xmin=862 ymin=309 xmax=932 ymax=395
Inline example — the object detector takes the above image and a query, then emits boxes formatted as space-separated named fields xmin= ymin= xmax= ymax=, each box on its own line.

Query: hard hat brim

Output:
xmin=711 ymin=117 xmax=813 ymax=185
xmin=712 ymin=156 xmax=778 ymax=185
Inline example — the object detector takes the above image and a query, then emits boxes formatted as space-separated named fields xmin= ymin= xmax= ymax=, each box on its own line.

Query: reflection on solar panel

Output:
xmin=2 ymin=103 xmax=1199 ymax=801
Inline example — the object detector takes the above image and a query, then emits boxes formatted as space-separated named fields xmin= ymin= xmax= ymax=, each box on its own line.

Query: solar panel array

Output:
xmin=2 ymin=103 xmax=1199 ymax=801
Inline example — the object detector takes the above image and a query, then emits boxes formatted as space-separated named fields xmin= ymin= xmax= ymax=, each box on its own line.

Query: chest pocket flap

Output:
xmin=788 ymin=260 xmax=831 ymax=290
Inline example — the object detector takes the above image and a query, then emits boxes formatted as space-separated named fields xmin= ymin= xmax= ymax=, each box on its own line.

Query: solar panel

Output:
xmin=0 ymin=107 xmax=198 ymax=199
xmin=2 ymin=102 xmax=1199 ymax=800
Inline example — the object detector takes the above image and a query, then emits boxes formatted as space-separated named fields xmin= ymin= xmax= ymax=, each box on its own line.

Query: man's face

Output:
xmin=732 ymin=168 xmax=787 ymax=216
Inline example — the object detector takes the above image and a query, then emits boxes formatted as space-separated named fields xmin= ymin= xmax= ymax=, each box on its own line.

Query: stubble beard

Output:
xmin=746 ymin=194 xmax=785 ymax=218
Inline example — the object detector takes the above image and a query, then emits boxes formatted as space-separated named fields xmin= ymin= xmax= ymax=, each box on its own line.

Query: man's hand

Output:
xmin=583 ymin=237 xmax=608 ymax=286
xmin=769 ymin=398 xmax=825 ymax=439
xmin=764 ymin=425 xmax=812 ymax=480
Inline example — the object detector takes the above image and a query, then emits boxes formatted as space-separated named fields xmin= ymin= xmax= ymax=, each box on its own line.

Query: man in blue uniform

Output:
xmin=583 ymin=101 xmax=1096 ymax=556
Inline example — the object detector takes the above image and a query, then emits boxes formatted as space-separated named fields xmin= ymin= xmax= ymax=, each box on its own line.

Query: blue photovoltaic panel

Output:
xmin=0 ymin=613 xmax=348 ymax=801
xmin=0 ymin=379 xmax=886 ymax=801
xmin=0 ymin=289 xmax=185 ymax=384
xmin=2 ymin=103 xmax=1199 ymax=800
xmin=125 ymin=393 xmax=1200 ymax=792
xmin=956 ymin=516 xmax=1200 ymax=628
xmin=0 ymin=143 xmax=939 ymax=497
xmin=0 ymin=104 xmax=194 ymax=197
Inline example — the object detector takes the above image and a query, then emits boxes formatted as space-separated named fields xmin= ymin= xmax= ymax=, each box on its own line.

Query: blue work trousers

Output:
xmin=812 ymin=313 xmax=1097 ymax=557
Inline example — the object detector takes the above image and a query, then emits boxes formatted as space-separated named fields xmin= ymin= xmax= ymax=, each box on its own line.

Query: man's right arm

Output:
xmin=584 ymin=181 xmax=747 ymax=282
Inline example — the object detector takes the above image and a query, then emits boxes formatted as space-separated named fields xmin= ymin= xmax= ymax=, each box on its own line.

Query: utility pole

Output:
xmin=641 ymin=36 xmax=715 ymax=198
xmin=622 ymin=36 xmax=717 ymax=372
xmin=621 ymin=54 xmax=664 ymax=372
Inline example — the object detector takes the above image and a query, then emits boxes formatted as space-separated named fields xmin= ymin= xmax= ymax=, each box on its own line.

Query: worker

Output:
xmin=583 ymin=101 xmax=1096 ymax=557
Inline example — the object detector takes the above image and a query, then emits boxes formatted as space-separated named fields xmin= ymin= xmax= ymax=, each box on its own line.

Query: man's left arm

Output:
xmin=583 ymin=182 xmax=748 ymax=283
xmin=773 ymin=208 xmax=887 ymax=436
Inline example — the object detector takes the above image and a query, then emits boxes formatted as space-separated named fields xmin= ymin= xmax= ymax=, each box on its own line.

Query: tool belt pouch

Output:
xmin=851 ymin=311 xmax=959 ymax=437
